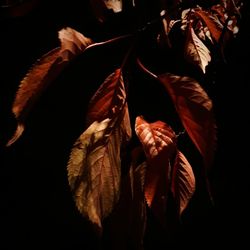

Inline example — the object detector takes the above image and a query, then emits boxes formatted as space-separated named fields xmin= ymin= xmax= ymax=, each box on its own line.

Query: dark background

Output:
xmin=1 ymin=1 xmax=250 ymax=249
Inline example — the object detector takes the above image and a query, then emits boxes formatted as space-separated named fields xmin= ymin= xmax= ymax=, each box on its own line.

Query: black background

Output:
xmin=1 ymin=1 xmax=250 ymax=249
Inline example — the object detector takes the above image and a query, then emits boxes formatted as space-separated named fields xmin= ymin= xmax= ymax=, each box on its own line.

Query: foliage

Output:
xmin=5 ymin=0 xmax=243 ymax=248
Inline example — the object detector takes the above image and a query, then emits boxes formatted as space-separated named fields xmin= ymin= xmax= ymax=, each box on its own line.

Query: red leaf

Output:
xmin=135 ymin=116 xmax=177 ymax=224
xmin=158 ymin=73 xmax=217 ymax=169
xmin=171 ymin=151 xmax=195 ymax=216
xmin=86 ymin=68 xmax=126 ymax=126
xmin=195 ymin=10 xmax=222 ymax=42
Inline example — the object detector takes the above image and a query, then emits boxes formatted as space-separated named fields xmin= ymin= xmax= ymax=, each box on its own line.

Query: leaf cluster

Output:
xmin=4 ymin=0 xmax=243 ymax=248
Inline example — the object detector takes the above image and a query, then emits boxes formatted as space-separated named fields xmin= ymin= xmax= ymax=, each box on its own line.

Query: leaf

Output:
xmin=194 ymin=19 xmax=213 ymax=44
xmin=135 ymin=116 xmax=177 ymax=223
xmin=171 ymin=151 xmax=195 ymax=215
xmin=158 ymin=73 xmax=217 ymax=169
xmin=185 ymin=24 xmax=211 ymax=73
xmin=67 ymin=69 xmax=131 ymax=233
xmin=11 ymin=47 xmax=61 ymax=121
xmin=103 ymin=0 xmax=123 ymax=13
xmin=135 ymin=116 xmax=176 ymax=161
xmin=181 ymin=8 xmax=193 ymax=30
xmin=195 ymin=10 xmax=222 ymax=42
xmin=7 ymin=27 xmax=93 ymax=146
xmin=86 ymin=68 xmax=127 ymax=126
xmin=6 ymin=47 xmax=61 ymax=146
xmin=67 ymin=119 xmax=118 ymax=232
xmin=58 ymin=27 xmax=93 ymax=61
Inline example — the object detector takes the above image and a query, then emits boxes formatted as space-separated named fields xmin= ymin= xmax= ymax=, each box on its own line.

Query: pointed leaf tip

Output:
xmin=6 ymin=123 xmax=25 ymax=147
xmin=185 ymin=25 xmax=211 ymax=73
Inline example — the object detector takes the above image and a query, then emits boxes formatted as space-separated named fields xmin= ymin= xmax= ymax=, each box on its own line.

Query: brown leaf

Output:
xmin=171 ymin=151 xmax=195 ymax=215
xmin=185 ymin=24 xmax=211 ymax=73
xmin=195 ymin=10 xmax=222 ymax=42
xmin=7 ymin=47 xmax=61 ymax=146
xmin=158 ymin=73 xmax=217 ymax=169
xmin=12 ymin=47 xmax=61 ymax=121
xmin=8 ymin=28 xmax=93 ymax=146
xmin=67 ymin=69 xmax=131 ymax=233
xmin=135 ymin=116 xmax=177 ymax=224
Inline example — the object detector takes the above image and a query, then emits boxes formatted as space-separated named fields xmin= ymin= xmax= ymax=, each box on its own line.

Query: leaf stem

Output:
xmin=87 ymin=34 xmax=134 ymax=50
xmin=136 ymin=57 xmax=157 ymax=79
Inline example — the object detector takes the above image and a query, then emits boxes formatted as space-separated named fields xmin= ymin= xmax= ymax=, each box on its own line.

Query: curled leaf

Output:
xmin=58 ymin=27 xmax=93 ymax=61
xmin=8 ymin=27 xmax=93 ymax=146
xmin=171 ymin=151 xmax=195 ymax=215
xmin=6 ymin=123 xmax=24 ymax=147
